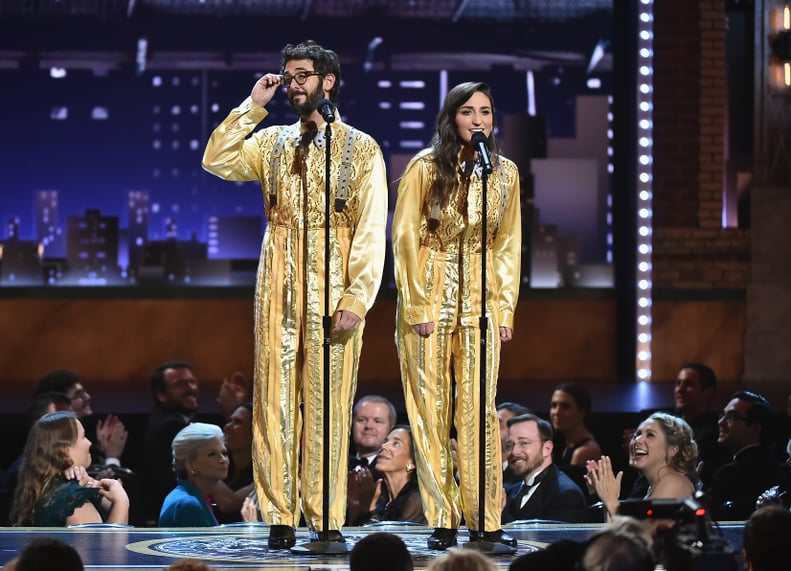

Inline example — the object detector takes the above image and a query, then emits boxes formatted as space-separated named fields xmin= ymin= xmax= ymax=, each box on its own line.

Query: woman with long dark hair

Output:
xmin=392 ymin=81 xmax=521 ymax=550
xmin=10 ymin=411 xmax=129 ymax=526
xmin=359 ymin=425 xmax=425 ymax=525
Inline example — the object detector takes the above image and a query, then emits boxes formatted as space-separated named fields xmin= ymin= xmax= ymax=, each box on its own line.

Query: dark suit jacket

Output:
xmin=140 ymin=405 xmax=192 ymax=525
xmin=502 ymin=464 xmax=588 ymax=524
xmin=349 ymin=454 xmax=384 ymax=482
xmin=705 ymin=444 xmax=791 ymax=521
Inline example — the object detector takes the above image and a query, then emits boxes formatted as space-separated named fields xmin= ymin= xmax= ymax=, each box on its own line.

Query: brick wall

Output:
xmin=652 ymin=0 xmax=750 ymax=290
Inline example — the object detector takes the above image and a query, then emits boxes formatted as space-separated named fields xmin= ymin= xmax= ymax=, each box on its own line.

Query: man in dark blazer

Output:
xmin=141 ymin=360 xmax=201 ymax=526
xmin=501 ymin=412 xmax=588 ymax=524
xmin=705 ymin=390 xmax=790 ymax=521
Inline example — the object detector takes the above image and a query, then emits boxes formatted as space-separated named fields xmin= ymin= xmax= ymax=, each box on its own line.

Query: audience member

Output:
xmin=580 ymin=515 xmax=656 ymax=571
xmin=742 ymin=505 xmax=791 ymax=571
xmin=9 ymin=537 xmax=84 ymax=571
xmin=357 ymin=425 xmax=426 ymax=525
xmin=346 ymin=395 xmax=396 ymax=524
xmin=502 ymin=413 xmax=588 ymax=523
xmin=550 ymin=382 xmax=602 ymax=501
xmin=164 ymin=559 xmax=218 ymax=571
xmin=33 ymin=369 xmax=129 ymax=469
xmin=349 ymin=532 xmax=413 ymax=571
xmin=586 ymin=412 xmax=697 ymax=520
xmin=10 ymin=411 xmax=129 ymax=526
xmin=705 ymin=390 xmax=790 ymax=520
xmin=212 ymin=402 xmax=254 ymax=523
xmin=141 ymin=360 xmax=200 ymax=526
xmin=670 ymin=363 xmax=731 ymax=486
xmin=0 ymin=391 xmax=71 ymax=526
xmin=426 ymin=548 xmax=498 ymax=571
xmin=350 ymin=395 xmax=397 ymax=469
xmin=551 ymin=382 xmax=603 ymax=466
xmin=621 ymin=362 xmax=730 ymax=496
xmin=159 ymin=422 xmax=228 ymax=527
xmin=33 ymin=369 xmax=143 ymax=524
xmin=497 ymin=401 xmax=531 ymax=484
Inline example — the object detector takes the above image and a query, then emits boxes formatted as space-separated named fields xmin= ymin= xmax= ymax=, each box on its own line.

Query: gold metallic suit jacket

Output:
xmin=201 ymin=96 xmax=388 ymax=319
xmin=392 ymin=149 xmax=521 ymax=328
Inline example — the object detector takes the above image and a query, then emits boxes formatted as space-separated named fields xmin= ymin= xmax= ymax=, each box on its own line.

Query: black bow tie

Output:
xmin=349 ymin=456 xmax=370 ymax=469
xmin=513 ymin=470 xmax=546 ymax=501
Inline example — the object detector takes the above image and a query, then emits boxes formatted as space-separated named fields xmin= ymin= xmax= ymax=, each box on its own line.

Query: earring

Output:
xmin=406 ymin=463 xmax=415 ymax=473
xmin=190 ymin=469 xmax=198 ymax=476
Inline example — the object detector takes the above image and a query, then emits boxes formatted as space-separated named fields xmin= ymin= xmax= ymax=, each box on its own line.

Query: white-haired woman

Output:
xmin=159 ymin=422 xmax=228 ymax=527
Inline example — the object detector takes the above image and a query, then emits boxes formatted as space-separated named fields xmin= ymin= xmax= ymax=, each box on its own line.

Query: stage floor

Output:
xmin=0 ymin=521 xmax=747 ymax=570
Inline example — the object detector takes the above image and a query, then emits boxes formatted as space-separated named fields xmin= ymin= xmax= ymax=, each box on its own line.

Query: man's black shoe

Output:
xmin=468 ymin=529 xmax=517 ymax=547
xmin=268 ymin=525 xmax=296 ymax=549
xmin=309 ymin=530 xmax=346 ymax=543
xmin=427 ymin=527 xmax=458 ymax=550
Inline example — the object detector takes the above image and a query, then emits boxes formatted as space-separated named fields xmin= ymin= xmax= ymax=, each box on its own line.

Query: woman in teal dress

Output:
xmin=10 ymin=411 xmax=129 ymax=526
xmin=159 ymin=422 xmax=229 ymax=527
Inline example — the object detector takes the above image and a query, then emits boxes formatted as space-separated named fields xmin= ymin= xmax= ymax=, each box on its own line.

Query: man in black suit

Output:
xmin=705 ymin=390 xmax=790 ymax=521
xmin=501 ymin=413 xmax=588 ymax=524
xmin=348 ymin=395 xmax=396 ymax=474
xmin=671 ymin=362 xmax=731 ymax=486
xmin=345 ymin=395 xmax=396 ymax=525
xmin=140 ymin=360 xmax=201 ymax=526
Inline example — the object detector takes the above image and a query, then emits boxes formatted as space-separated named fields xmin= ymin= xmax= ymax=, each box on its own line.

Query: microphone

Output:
xmin=471 ymin=131 xmax=493 ymax=174
xmin=317 ymin=99 xmax=336 ymax=123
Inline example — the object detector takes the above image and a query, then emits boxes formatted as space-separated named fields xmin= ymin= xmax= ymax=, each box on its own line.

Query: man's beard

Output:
xmin=290 ymin=83 xmax=323 ymax=117
xmin=509 ymin=454 xmax=543 ymax=479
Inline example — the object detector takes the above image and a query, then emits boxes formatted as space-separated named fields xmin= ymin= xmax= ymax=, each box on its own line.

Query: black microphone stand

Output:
xmin=463 ymin=151 xmax=515 ymax=555
xmin=292 ymin=108 xmax=348 ymax=555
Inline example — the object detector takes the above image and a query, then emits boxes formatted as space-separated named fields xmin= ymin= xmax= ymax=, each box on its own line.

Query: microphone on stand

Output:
xmin=317 ymin=99 xmax=336 ymax=123
xmin=471 ymin=131 xmax=493 ymax=174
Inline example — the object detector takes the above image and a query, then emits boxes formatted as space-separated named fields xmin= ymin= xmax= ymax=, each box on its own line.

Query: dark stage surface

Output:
xmin=0 ymin=521 xmax=747 ymax=570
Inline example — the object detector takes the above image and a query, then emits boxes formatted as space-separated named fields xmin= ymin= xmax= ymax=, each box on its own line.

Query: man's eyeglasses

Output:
xmin=281 ymin=71 xmax=323 ymax=86
xmin=718 ymin=410 xmax=750 ymax=424
xmin=69 ymin=388 xmax=87 ymax=401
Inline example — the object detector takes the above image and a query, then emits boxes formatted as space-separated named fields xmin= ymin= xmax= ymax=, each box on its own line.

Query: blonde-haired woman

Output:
xmin=586 ymin=412 xmax=698 ymax=518
xmin=159 ymin=422 xmax=228 ymax=527
xmin=10 ymin=411 xmax=129 ymax=526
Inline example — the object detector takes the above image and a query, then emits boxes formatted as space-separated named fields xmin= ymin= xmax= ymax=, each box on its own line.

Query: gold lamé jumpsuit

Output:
xmin=392 ymin=149 xmax=521 ymax=532
xmin=202 ymin=97 xmax=388 ymax=531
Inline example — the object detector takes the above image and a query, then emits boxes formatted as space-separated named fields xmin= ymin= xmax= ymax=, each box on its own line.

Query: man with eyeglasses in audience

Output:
xmin=704 ymin=390 xmax=790 ymax=520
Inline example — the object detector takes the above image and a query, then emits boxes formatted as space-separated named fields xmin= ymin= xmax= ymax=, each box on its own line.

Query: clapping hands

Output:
xmin=585 ymin=455 xmax=623 ymax=517
xmin=96 ymin=414 xmax=128 ymax=458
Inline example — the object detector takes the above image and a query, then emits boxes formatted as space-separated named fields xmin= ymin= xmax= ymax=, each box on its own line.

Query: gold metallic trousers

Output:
xmin=397 ymin=249 xmax=504 ymax=531
xmin=252 ymin=226 xmax=361 ymax=531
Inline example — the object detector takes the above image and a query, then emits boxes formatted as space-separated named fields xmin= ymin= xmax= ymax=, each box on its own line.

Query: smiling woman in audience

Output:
xmin=212 ymin=402 xmax=255 ymax=523
xmin=10 ymin=411 xmax=129 ymax=526
xmin=359 ymin=425 xmax=426 ymax=525
xmin=159 ymin=422 xmax=228 ymax=527
xmin=585 ymin=411 xmax=698 ymax=518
